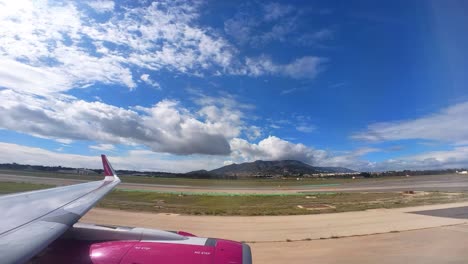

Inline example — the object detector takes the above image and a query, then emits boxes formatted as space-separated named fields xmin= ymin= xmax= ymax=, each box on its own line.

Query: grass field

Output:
xmin=0 ymin=181 xmax=55 ymax=194
xmin=2 ymin=181 xmax=468 ymax=216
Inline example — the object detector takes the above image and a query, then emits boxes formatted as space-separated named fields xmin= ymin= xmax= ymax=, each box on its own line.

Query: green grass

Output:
xmin=2 ymin=181 xmax=468 ymax=216
xmin=99 ymin=190 xmax=468 ymax=216
xmin=0 ymin=181 xmax=55 ymax=194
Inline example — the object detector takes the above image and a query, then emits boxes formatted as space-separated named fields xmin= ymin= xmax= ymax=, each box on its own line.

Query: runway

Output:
xmin=1 ymin=173 xmax=468 ymax=194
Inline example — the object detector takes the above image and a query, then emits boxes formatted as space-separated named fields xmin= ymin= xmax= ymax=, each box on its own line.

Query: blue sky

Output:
xmin=0 ymin=0 xmax=467 ymax=172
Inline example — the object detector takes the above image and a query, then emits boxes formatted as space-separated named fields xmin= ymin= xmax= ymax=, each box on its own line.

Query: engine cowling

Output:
xmin=31 ymin=223 xmax=252 ymax=264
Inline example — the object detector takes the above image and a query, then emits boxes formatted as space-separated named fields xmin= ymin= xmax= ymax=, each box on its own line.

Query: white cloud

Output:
xmin=195 ymin=92 xmax=254 ymax=139
xmin=0 ymin=59 xmax=70 ymax=94
xmin=89 ymin=143 xmax=115 ymax=151
xmin=0 ymin=0 xmax=134 ymax=93
xmin=0 ymin=89 xmax=263 ymax=156
xmin=290 ymin=114 xmax=316 ymax=133
xmin=283 ymin=56 xmax=325 ymax=79
xmin=366 ymin=146 xmax=468 ymax=171
xmin=0 ymin=142 xmax=227 ymax=172
xmin=240 ymin=136 xmax=468 ymax=171
xmin=228 ymin=136 xmax=373 ymax=170
xmin=224 ymin=13 xmax=258 ymax=45
xmin=224 ymin=3 xmax=295 ymax=46
xmin=255 ymin=17 xmax=297 ymax=45
xmin=296 ymin=29 xmax=334 ymax=46
xmin=317 ymin=148 xmax=379 ymax=170
xmin=230 ymin=136 xmax=327 ymax=164
xmin=225 ymin=3 xmax=332 ymax=48
xmin=2 ymin=133 xmax=468 ymax=172
xmin=85 ymin=0 xmax=114 ymax=13
xmin=281 ymin=88 xmax=297 ymax=95
xmin=0 ymin=90 xmax=238 ymax=155
xmin=0 ymin=0 xmax=325 ymax=96
xmin=55 ymin=139 xmax=73 ymax=145
xmin=228 ymin=136 xmax=468 ymax=171
xmin=140 ymin=74 xmax=161 ymax=89
xmin=243 ymin=56 xmax=325 ymax=79
xmin=245 ymin=126 xmax=262 ymax=140
xmin=296 ymin=124 xmax=316 ymax=133
xmin=352 ymin=101 xmax=468 ymax=144
xmin=140 ymin=74 xmax=150 ymax=82
xmin=263 ymin=2 xmax=295 ymax=22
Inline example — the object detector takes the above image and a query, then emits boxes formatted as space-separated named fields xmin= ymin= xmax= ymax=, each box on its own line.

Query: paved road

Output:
xmin=412 ymin=206 xmax=468 ymax=219
xmin=1 ymin=173 xmax=468 ymax=194
xmin=81 ymin=202 xmax=468 ymax=264
xmin=317 ymin=174 xmax=468 ymax=193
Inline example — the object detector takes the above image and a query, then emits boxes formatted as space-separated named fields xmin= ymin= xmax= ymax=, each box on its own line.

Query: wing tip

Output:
xmin=101 ymin=155 xmax=119 ymax=181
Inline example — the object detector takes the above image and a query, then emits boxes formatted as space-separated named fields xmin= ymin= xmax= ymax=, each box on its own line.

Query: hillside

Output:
xmin=207 ymin=160 xmax=355 ymax=177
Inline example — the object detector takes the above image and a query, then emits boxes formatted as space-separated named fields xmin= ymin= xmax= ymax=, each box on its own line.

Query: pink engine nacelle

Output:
xmin=33 ymin=224 xmax=252 ymax=264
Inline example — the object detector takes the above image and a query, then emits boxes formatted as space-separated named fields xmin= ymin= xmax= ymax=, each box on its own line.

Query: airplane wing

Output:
xmin=0 ymin=155 xmax=120 ymax=264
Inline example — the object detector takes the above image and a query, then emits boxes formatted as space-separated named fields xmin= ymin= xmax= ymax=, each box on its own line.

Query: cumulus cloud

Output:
xmin=140 ymin=74 xmax=161 ymax=89
xmin=228 ymin=136 xmax=380 ymax=170
xmin=229 ymin=136 xmax=468 ymax=171
xmin=0 ymin=90 xmax=234 ymax=155
xmin=89 ymin=143 xmax=115 ymax=151
xmin=3 ymin=138 xmax=467 ymax=172
xmin=230 ymin=136 xmax=327 ymax=164
xmin=352 ymin=101 xmax=468 ymax=145
xmin=192 ymin=91 xmax=256 ymax=139
xmin=0 ymin=142 xmax=227 ymax=172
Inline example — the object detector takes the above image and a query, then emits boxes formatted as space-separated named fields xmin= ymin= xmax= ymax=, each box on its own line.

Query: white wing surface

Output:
xmin=0 ymin=155 xmax=120 ymax=264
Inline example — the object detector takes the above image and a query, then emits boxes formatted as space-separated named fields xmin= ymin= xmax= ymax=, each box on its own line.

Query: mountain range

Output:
xmin=187 ymin=160 xmax=355 ymax=177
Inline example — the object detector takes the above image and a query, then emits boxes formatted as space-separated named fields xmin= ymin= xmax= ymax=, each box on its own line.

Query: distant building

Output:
xmin=57 ymin=168 xmax=97 ymax=175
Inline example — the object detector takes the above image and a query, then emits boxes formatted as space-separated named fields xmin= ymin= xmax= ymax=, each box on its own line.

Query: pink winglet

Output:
xmin=101 ymin=154 xmax=115 ymax=177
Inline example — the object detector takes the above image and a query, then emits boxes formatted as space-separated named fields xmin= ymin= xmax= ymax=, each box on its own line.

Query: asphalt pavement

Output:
xmin=1 ymin=173 xmax=468 ymax=194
